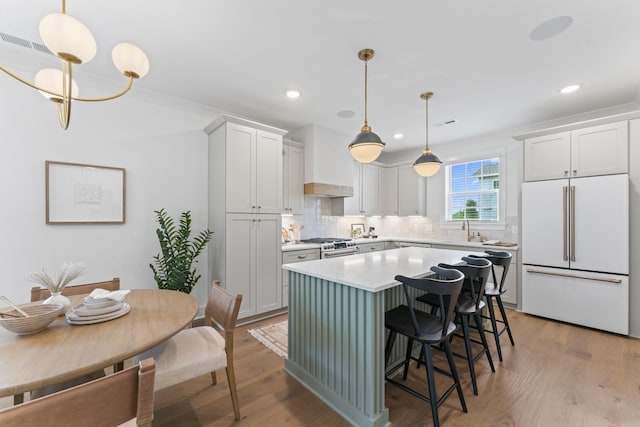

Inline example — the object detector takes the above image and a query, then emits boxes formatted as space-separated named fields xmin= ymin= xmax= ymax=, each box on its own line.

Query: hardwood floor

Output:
xmin=150 ymin=308 xmax=640 ymax=426
xmin=3 ymin=308 xmax=640 ymax=426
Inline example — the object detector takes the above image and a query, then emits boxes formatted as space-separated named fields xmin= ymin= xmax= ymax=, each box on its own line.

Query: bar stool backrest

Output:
xmin=474 ymin=250 xmax=512 ymax=293
xmin=438 ymin=257 xmax=492 ymax=310
xmin=394 ymin=266 xmax=464 ymax=340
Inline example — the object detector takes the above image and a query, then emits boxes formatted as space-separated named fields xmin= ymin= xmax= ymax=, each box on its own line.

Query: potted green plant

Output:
xmin=150 ymin=209 xmax=213 ymax=294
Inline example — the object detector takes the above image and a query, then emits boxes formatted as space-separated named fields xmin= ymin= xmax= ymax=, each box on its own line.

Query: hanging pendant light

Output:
xmin=413 ymin=92 xmax=442 ymax=177
xmin=348 ymin=49 xmax=385 ymax=163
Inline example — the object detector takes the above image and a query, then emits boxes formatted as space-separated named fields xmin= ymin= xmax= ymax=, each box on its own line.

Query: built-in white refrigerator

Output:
xmin=521 ymin=173 xmax=629 ymax=335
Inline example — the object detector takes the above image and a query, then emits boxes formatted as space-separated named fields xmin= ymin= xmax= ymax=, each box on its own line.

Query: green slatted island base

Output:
xmin=283 ymin=246 xmax=482 ymax=427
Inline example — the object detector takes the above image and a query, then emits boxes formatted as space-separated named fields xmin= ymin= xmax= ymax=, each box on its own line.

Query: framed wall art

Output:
xmin=45 ymin=161 xmax=126 ymax=224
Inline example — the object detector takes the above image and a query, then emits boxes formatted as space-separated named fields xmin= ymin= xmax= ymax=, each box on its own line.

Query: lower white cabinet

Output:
xmin=226 ymin=213 xmax=282 ymax=319
xmin=281 ymin=248 xmax=320 ymax=307
xmin=358 ymin=241 xmax=385 ymax=253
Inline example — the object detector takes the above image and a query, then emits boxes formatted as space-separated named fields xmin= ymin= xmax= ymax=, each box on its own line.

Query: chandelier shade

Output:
xmin=413 ymin=91 xmax=442 ymax=177
xmin=0 ymin=0 xmax=149 ymax=129
xmin=35 ymin=68 xmax=79 ymax=101
xmin=349 ymin=48 xmax=385 ymax=163
xmin=39 ymin=13 xmax=97 ymax=64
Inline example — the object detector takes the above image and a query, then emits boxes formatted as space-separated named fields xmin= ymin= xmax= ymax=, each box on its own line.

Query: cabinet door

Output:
xmin=524 ymin=132 xmax=571 ymax=181
xmin=359 ymin=242 xmax=385 ymax=253
xmin=226 ymin=123 xmax=256 ymax=213
xmin=570 ymin=121 xmax=628 ymax=177
xmin=255 ymin=214 xmax=282 ymax=313
xmin=570 ymin=174 xmax=628 ymax=274
xmin=283 ymin=145 xmax=304 ymax=215
xmin=226 ymin=214 xmax=257 ymax=318
xmin=398 ymin=164 xmax=425 ymax=216
xmin=362 ymin=163 xmax=379 ymax=215
xmin=344 ymin=161 xmax=362 ymax=215
xmin=521 ymin=179 xmax=569 ymax=268
xmin=379 ymin=167 xmax=398 ymax=216
xmin=255 ymin=131 xmax=283 ymax=214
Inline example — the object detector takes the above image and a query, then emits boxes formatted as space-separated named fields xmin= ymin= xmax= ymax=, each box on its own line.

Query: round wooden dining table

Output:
xmin=0 ymin=289 xmax=198 ymax=398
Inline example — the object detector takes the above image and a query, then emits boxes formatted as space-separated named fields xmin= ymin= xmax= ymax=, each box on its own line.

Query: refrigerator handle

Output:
xmin=563 ymin=186 xmax=568 ymax=261
xmin=570 ymin=185 xmax=576 ymax=262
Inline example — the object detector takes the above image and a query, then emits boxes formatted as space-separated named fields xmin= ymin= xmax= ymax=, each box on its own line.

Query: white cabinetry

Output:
xmin=283 ymin=142 xmax=304 ymax=215
xmin=281 ymin=248 xmax=320 ymax=307
xmin=379 ymin=167 xmax=398 ymax=216
xmin=380 ymin=164 xmax=426 ymax=216
xmin=225 ymin=121 xmax=283 ymax=213
xmin=524 ymin=121 xmax=628 ymax=181
xmin=344 ymin=162 xmax=380 ymax=216
xmin=227 ymin=214 xmax=282 ymax=319
xmin=358 ymin=241 xmax=385 ymax=253
xmin=206 ymin=116 xmax=288 ymax=320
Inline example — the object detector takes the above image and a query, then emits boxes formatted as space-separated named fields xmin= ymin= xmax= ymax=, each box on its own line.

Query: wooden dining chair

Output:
xmin=22 ymin=277 xmax=123 ymax=405
xmin=30 ymin=277 xmax=121 ymax=302
xmin=133 ymin=280 xmax=243 ymax=420
xmin=0 ymin=358 xmax=156 ymax=427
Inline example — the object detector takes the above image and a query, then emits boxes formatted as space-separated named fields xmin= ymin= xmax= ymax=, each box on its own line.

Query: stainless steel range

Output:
xmin=300 ymin=238 xmax=359 ymax=258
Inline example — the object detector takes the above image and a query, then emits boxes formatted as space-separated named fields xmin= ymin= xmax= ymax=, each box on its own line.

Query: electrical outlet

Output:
xmin=511 ymin=225 xmax=518 ymax=234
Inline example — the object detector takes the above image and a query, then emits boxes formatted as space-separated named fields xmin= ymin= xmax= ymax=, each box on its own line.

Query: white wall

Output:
xmin=0 ymin=78 xmax=213 ymax=309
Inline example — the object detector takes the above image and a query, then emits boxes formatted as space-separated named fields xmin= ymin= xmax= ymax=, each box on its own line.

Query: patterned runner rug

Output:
xmin=248 ymin=320 xmax=288 ymax=359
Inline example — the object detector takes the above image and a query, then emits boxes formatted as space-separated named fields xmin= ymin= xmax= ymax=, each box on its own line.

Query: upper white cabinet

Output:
xmin=379 ymin=167 xmax=398 ymax=216
xmin=380 ymin=164 xmax=426 ymax=216
xmin=283 ymin=143 xmax=304 ymax=215
xmin=344 ymin=162 xmax=380 ymax=216
xmin=224 ymin=121 xmax=283 ymax=213
xmin=524 ymin=121 xmax=628 ymax=181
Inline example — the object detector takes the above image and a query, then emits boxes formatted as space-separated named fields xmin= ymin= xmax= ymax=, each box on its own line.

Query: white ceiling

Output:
xmin=2 ymin=0 xmax=640 ymax=153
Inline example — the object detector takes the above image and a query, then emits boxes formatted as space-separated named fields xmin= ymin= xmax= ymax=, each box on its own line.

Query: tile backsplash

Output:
xmin=281 ymin=196 xmax=519 ymax=244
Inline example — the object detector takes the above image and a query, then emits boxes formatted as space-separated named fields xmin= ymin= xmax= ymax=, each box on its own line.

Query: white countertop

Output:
xmin=282 ymin=246 xmax=486 ymax=293
xmin=282 ymin=236 xmax=518 ymax=252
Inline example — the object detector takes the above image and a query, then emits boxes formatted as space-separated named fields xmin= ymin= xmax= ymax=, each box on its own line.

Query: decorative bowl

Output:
xmin=0 ymin=304 xmax=64 ymax=335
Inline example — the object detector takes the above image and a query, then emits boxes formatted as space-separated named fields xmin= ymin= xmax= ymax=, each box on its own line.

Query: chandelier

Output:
xmin=0 ymin=0 xmax=150 ymax=129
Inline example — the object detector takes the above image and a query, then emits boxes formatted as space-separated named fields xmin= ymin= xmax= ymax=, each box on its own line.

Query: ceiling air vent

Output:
xmin=0 ymin=32 xmax=53 ymax=56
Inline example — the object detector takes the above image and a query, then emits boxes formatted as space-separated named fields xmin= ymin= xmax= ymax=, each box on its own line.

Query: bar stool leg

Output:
xmin=403 ymin=338 xmax=414 ymax=380
xmin=474 ymin=311 xmax=495 ymax=373
xmin=422 ymin=343 xmax=441 ymax=427
xmin=486 ymin=296 xmax=504 ymax=361
xmin=496 ymin=296 xmax=515 ymax=345
xmin=460 ymin=315 xmax=479 ymax=395
xmin=443 ymin=339 xmax=467 ymax=413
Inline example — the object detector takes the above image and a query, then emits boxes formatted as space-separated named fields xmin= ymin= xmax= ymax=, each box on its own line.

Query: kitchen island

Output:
xmin=282 ymin=246 xmax=482 ymax=427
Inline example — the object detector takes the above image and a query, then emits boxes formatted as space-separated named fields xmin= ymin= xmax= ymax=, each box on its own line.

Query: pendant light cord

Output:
xmin=363 ymin=59 xmax=368 ymax=127
xmin=424 ymin=94 xmax=429 ymax=151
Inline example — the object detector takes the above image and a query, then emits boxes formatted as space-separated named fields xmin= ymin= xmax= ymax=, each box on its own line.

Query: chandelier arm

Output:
xmin=0 ymin=65 xmax=136 ymax=103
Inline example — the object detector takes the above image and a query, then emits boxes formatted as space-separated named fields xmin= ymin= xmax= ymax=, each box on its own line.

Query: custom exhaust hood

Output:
xmin=291 ymin=124 xmax=354 ymax=198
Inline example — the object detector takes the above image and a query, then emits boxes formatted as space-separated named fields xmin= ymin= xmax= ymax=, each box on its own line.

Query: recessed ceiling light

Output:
xmin=285 ymin=89 xmax=301 ymax=99
xmin=530 ymin=16 xmax=573 ymax=41
xmin=560 ymin=84 xmax=581 ymax=94
xmin=337 ymin=110 xmax=355 ymax=118
xmin=393 ymin=133 xmax=404 ymax=140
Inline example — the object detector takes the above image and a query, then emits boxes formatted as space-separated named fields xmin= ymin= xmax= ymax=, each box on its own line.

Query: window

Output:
xmin=446 ymin=157 xmax=500 ymax=222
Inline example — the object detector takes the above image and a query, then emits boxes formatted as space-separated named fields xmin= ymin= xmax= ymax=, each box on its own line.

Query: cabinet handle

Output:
xmin=297 ymin=255 xmax=308 ymax=259
xmin=564 ymin=170 xmax=568 ymax=176
xmin=252 ymin=205 xmax=256 ymax=209
xmin=526 ymin=269 xmax=622 ymax=284
xmin=573 ymin=169 xmax=577 ymax=175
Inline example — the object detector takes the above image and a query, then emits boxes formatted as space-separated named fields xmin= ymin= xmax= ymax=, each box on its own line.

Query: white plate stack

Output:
xmin=66 ymin=297 xmax=130 ymax=325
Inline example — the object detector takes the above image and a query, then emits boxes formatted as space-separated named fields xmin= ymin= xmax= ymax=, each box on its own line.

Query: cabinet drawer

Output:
xmin=283 ymin=249 xmax=320 ymax=263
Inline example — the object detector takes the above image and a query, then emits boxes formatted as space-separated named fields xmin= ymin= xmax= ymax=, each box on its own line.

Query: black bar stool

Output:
xmin=417 ymin=256 xmax=496 ymax=395
xmin=469 ymin=250 xmax=514 ymax=361
xmin=384 ymin=267 xmax=467 ymax=427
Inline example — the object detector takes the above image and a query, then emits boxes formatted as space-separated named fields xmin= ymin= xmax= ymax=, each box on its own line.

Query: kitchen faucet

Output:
xmin=462 ymin=219 xmax=472 ymax=241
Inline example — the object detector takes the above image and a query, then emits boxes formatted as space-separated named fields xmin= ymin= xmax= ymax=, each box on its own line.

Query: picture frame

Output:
xmin=46 ymin=161 xmax=126 ymax=224
xmin=351 ymin=223 xmax=365 ymax=238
